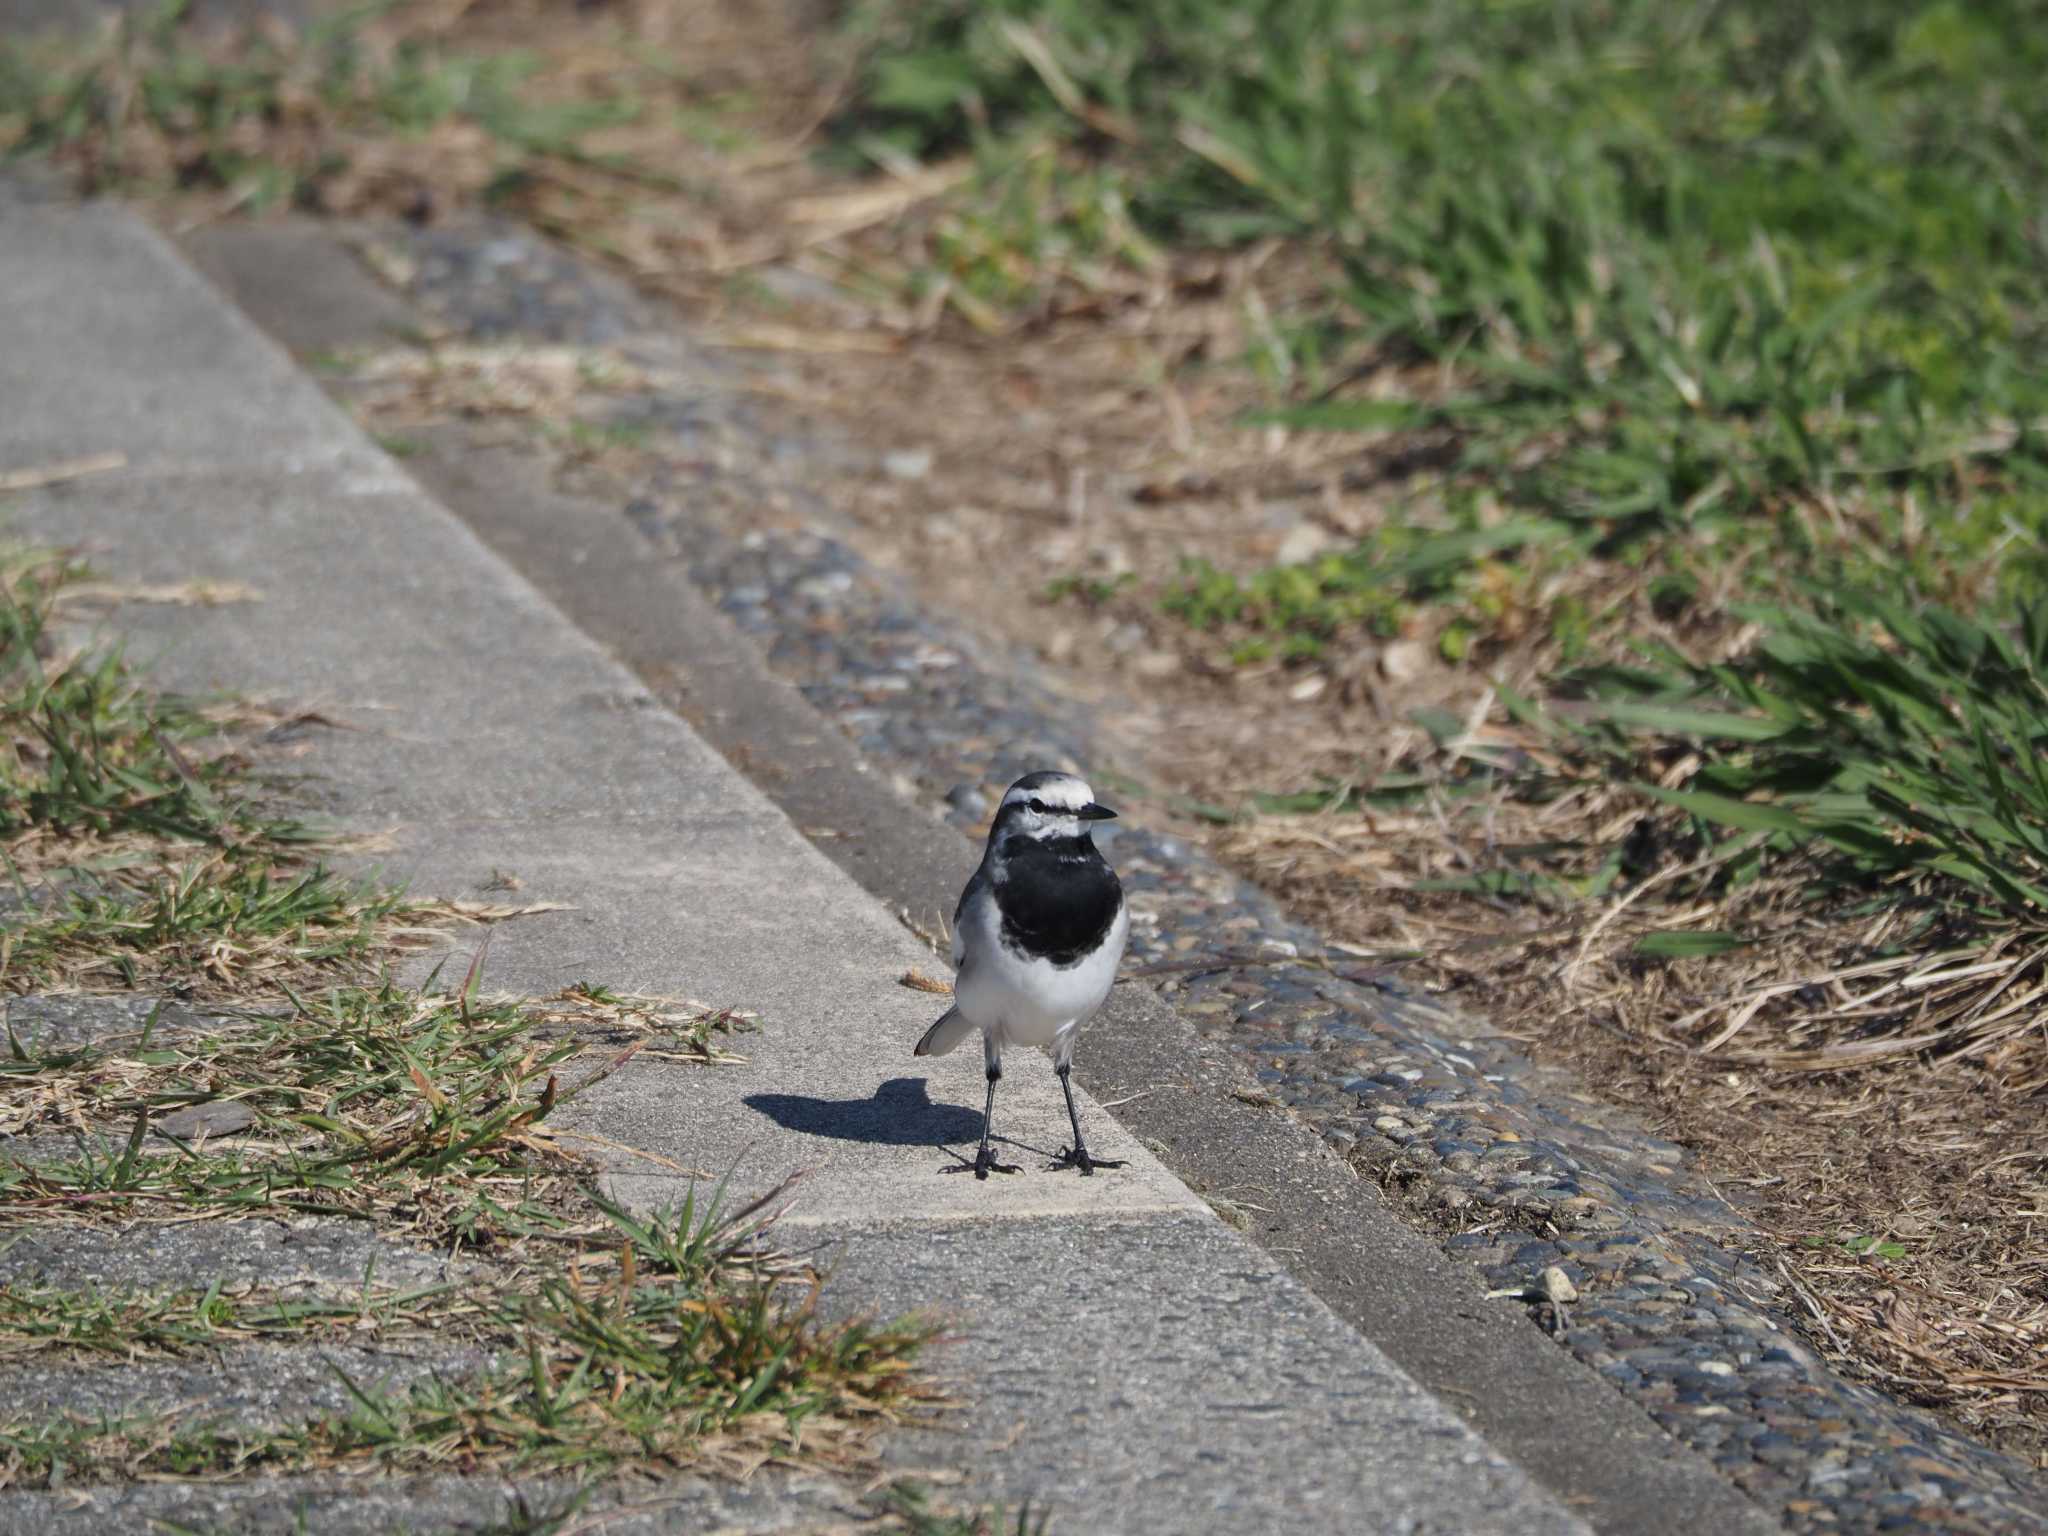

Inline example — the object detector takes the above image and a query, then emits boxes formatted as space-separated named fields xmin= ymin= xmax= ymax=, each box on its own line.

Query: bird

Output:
xmin=915 ymin=770 xmax=1130 ymax=1179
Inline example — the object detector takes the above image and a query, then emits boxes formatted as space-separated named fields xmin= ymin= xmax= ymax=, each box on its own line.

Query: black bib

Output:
xmin=994 ymin=835 xmax=1123 ymax=968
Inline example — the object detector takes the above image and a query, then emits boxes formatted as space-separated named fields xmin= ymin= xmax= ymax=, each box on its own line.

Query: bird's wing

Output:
xmin=949 ymin=865 xmax=988 ymax=972
xmin=914 ymin=1006 xmax=975 ymax=1057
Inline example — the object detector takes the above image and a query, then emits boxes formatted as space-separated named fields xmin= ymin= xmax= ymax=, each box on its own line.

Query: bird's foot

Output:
xmin=1053 ymin=1145 xmax=1125 ymax=1176
xmin=974 ymin=1147 xmax=1021 ymax=1180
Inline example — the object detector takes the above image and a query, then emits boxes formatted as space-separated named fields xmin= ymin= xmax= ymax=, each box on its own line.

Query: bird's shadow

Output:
xmin=744 ymin=1076 xmax=986 ymax=1147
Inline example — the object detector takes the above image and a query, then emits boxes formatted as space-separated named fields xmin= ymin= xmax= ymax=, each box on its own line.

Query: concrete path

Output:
xmin=0 ymin=202 xmax=1612 ymax=1532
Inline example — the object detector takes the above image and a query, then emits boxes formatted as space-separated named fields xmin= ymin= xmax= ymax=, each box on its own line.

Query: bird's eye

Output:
xmin=1027 ymin=798 xmax=1047 ymax=813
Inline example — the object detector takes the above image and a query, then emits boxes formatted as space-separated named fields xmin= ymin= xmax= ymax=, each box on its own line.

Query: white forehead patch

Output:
xmin=1001 ymin=775 xmax=1094 ymax=811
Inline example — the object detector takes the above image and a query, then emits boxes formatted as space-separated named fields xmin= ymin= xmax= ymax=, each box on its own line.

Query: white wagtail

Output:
xmin=915 ymin=770 xmax=1130 ymax=1179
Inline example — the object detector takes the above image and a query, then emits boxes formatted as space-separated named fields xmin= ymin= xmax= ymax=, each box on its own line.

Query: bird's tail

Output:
xmin=914 ymin=1007 xmax=975 ymax=1057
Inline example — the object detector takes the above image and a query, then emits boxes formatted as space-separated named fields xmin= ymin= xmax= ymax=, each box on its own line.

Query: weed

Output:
xmin=0 ymin=1183 xmax=936 ymax=1487
xmin=837 ymin=0 xmax=2048 ymax=659
xmin=1041 ymin=571 xmax=1133 ymax=607
xmin=872 ymin=1482 xmax=1051 ymax=1536
xmin=1554 ymin=592 xmax=2048 ymax=931
xmin=0 ymin=1278 xmax=470 ymax=1359
xmin=0 ymin=547 xmax=308 ymax=856
xmin=0 ymin=0 xmax=639 ymax=215
xmin=0 ymin=980 xmax=752 ymax=1241
xmin=4 ymin=858 xmax=406 ymax=993
xmin=0 ymin=545 xmax=425 ymax=994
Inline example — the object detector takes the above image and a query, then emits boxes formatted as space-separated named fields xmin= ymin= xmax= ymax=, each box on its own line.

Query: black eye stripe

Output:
xmin=1027 ymin=798 xmax=1048 ymax=813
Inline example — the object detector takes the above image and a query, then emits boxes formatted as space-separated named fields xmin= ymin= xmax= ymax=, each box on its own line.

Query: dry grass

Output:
xmin=0 ymin=518 xmax=938 ymax=1490
xmin=2 ymin=972 xmax=940 ymax=1490
xmin=0 ymin=541 xmax=569 ymax=997
xmin=1213 ymin=756 xmax=2048 ymax=1457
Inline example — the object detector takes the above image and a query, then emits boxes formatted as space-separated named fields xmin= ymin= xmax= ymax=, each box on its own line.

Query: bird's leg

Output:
xmin=1053 ymin=1060 xmax=1125 ymax=1175
xmin=975 ymin=1051 xmax=1020 ymax=1179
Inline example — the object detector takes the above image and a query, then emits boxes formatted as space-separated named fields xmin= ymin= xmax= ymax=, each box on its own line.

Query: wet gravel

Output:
xmin=384 ymin=219 xmax=2048 ymax=1533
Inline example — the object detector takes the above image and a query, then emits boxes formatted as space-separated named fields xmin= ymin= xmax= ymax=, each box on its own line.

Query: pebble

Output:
xmin=945 ymin=782 xmax=990 ymax=821
xmin=389 ymin=219 xmax=2048 ymax=1536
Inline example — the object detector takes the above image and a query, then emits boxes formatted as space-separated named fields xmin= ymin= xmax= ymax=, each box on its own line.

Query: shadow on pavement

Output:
xmin=744 ymin=1075 xmax=984 ymax=1146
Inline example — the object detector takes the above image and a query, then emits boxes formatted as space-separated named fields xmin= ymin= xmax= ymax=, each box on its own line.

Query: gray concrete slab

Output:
xmin=0 ymin=1217 xmax=468 ymax=1296
xmin=6 ymin=472 xmax=763 ymax=830
xmin=390 ymin=424 xmax=987 ymax=933
xmin=813 ymin=1213 xmax=1591 ymax=1536
xmin=1 ymin=994 xmax=221 ymax=1052
xmin=359 ymin=818 xmax=1197 ymax=1226
xmin=0 ymin=1470 xmax=868 ymax=1536
xmin=0 ymin=205 xmax=399 ymax=483
xmin=180 ymin=219 xmax=421 ymax=360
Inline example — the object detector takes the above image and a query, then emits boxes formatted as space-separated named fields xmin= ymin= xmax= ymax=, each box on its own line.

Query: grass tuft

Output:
xmin=0 ymin=542 xmax=437 ymax=996
xmin=0 ymin=532 xmax=935 ymax=1490
xmin=0 ymin=1181 xmax=937 ymax=1488
xmin=0 ymin=981 xmax=752 ymax=1242
xmin=1 ymin=548 xmax=310 ymax=856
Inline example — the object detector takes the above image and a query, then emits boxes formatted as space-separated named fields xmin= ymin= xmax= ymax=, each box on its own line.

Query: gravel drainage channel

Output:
xmin=206 ymin=215 xmax=2048 ymax=1535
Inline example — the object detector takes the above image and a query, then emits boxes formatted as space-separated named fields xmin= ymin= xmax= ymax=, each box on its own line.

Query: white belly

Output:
xmin=956 ymin=898 xmax=1128 ymax=1049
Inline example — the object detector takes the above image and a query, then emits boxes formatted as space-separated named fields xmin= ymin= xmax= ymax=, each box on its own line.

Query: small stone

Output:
xmin=1536 ymin=1266 xmax=1579 ymax=1304
xmin=1275 ymin=523 xmax=1333 ymax=566
xmin=155 ymin=1100 xmax=257 ymax=1139
xmin=1373 ymin=1115 xmax=1407 ymax=1136
xmin=882 ymin=447 xmax=933 ymax=480
xmin=1695 ymin=1360 xmax=1736 ymax=1377
xmin=944 ymin=783 xmax=990 ymax=820
xmin=1379 ymin=638 xmax=1428 ymax=682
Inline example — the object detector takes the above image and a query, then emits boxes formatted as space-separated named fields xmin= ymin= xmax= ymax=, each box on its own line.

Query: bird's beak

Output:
xmin=1077 ymin=802 xmax=1118 ymax=821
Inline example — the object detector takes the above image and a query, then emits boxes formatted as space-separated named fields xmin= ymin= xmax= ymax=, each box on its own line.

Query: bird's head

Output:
xmin=991 ymin=770 xmax=1117 ymax=846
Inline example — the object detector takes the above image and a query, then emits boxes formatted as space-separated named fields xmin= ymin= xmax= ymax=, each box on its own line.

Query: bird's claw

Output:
xmin=1054 ymin=1145 xmax=1125 ymax=1176
xmin=974 ymin=1150 xmax=1021 ymax=1179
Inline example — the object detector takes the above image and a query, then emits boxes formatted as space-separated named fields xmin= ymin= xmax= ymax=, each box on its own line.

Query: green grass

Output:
xmin=0 ymin=1182 xmax=934 ymax=1487
xmin=4 ymin=859 xmax=406 ymax=992
xmin=0 ymin=547 xmax=314 ymax=851
xmin=1547 ymin=590 xmax=2048 ymax=931
xmin=873 ymin=1484 xmax=1052 ymax=1536
xmin=838 ymin=0 xmax=2048 ymax=989
xmin=0 ymin=1276 xmax=469 ymax=1357
xmin=835 ymin=0 xmax=2048 ymax=657
xmin=1248 ymin=586 xmax=2048 ymax=982
xmin=0 ymin=545 xmax=424 ymax=994
xmin=0 ymin=532 xmax=933 ymax=1490
xmin=0 ymin=0 xmax=644 ymax=214
xmin=0 ymin=980 xmax=751 ymax=1241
